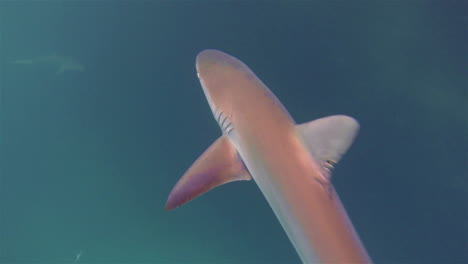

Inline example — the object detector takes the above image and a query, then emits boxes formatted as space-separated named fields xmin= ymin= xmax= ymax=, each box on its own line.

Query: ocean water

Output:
xmin=1 ymin=1 xmax=466 ymax=263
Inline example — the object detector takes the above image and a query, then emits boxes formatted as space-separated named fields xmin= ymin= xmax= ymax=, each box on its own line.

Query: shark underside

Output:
xmin=166 ymin=49 xmax=372 ymax=264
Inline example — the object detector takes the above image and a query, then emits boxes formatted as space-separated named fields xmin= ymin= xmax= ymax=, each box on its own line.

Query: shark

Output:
xmin=12 ymin=54 xmax=85 ymax=75
xmin=166 ymin=49 xmax=372 ymax=263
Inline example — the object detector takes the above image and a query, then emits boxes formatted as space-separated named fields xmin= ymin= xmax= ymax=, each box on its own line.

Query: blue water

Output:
xmin=1 ymin=1 xmax=467 ymax=263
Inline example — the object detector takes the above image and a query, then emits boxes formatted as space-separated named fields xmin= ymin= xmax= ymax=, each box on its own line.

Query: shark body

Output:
xmin=166 ymin=50 xmax=372 ymax=263
xmin=13 ymin=54 xmax=84 ymax=74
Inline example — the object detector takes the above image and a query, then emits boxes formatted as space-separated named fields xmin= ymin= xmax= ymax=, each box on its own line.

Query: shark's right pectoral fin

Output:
xmin=165 ymin=136 xmax=251 ymax=210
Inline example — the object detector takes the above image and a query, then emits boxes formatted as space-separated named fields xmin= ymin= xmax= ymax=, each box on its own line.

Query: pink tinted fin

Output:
xmin=165 ymin=136 xmax=251 ymax=210
xmin=297 ymin=115 xmax=359 ymax=178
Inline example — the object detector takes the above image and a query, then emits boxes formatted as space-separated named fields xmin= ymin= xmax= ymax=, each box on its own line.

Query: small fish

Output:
xmin=12 ymin=53 xmax=85 ymax=75
xmin=74 ymin=250 xmax=82 ymax=263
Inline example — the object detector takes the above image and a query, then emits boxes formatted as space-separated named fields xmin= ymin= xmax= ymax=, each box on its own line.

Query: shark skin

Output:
xmin=13 ymin=54 xmax=85 ymax=74
xmin=166 ymin=50 xmax=372 ymax=264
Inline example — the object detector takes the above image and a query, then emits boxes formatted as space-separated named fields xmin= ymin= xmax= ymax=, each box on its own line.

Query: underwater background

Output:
xmin=1 ymin=1 xmax=466 ymax=263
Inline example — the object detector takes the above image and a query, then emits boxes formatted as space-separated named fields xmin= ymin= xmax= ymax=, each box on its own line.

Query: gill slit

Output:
xmin=215 ymin=108 xmax=223 ymax=124
xmin=214 ymin=107 xmax=234 ymax=135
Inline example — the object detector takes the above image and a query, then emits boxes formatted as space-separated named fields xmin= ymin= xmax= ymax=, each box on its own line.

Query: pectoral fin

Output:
xmin=297 ymin=115 xmax=359 ymax=176
xmin=165 ymin=136 xmax=251 ymax=210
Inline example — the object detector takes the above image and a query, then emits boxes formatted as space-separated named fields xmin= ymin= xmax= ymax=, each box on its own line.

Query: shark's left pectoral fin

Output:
xmin=166 ymin=136 xmax=251 ymax=210
xmin=297 ymin=115 xmax=359 ymax=176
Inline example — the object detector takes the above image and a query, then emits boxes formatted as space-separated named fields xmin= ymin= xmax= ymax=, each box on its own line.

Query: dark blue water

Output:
xmin=1 ymin=1 xmax=466 ymax=263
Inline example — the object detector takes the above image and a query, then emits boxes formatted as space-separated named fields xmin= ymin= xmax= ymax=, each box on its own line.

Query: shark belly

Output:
xmin=233 ymin=131 xmax=319 ymax=263
xmin=232 ymin=130 xmax=369 ymax=264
